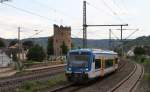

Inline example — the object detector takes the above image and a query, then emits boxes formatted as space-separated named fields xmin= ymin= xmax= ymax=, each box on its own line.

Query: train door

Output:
xmin=114 ymin=57 xmax=119 ymax=70
xmin=95 ymin=58 xmax=101 ymax=69
xmin=94 ymin=56 xmax=101 ymax=77
xmin=113 ymin=57 xmax=116 ymax=70
xmin=100 ymin=56 xmax=105 ymax=76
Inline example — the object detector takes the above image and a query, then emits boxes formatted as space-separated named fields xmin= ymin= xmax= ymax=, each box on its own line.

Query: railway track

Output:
xmin=0 ymin=64 xmax=66 ymax=79
xmin=0 ymin=65 xmax=65 ymax=92
xmin=47 ymin=59 xmax=128 ymax=92
xmin=47 ymin=60 xmax=143 ymax=92
xmin=109 ymin=63 xmax=144 ymax=92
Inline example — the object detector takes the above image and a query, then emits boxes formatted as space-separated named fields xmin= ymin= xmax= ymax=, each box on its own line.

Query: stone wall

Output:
xmin=53 ymin=24 xmax=71 ymax=56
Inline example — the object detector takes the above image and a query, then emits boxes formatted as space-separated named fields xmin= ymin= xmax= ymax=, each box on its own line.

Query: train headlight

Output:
xmin=85 ymin=68 xmax=88 ymax=71
xmin=68 ymin=68 xmax=71 ymax=71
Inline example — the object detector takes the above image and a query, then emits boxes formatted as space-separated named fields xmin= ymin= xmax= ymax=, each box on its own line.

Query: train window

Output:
xmin=95 ymin=59 xmax=101 ymax=69
xmin=105 ymin=59 xmax=113 ymax=68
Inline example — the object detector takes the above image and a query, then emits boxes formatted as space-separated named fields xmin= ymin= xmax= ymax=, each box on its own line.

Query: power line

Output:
xmin=1 ymin=2 xmax=83 ymax=30
xmin=86 ymin=2 xmax=111 ymax=16
xmin=71 ymin=33 xmax=81 ymax=38
xmin=100 ymin=0 xmax=126 ymax=23
xmin=101 ymin=0 xmax=117 ymax=15
xmin=110 ymin=28 xmax=139 ymax=39
xmin=111 ymin=0 xmax=127 ymax=14
xmin=71 ymin=31 xmax=82 ymax=38
xmin=2 ymin=3 xmax=60 ymax=23
xmin=112 ymin=0 xmax=121 ymax=10
xmin=27 ymin=30 xmax=44 ymax=38
xmin=111 ymin=31 xmax=120 ymax=40
xmin=87 ymin=2 xmax=125 ymax=23
xmin=125 ymin=29 xmax=139 ymax=39
xmin=32 ymin=0 xmax=80 ymax=21
xmin=119 ymin=0 xmax=128 ymax=12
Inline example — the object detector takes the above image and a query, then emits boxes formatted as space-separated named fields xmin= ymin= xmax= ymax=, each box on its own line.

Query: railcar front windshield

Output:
xmin=68 ymin=52 xmax=90 ymax=68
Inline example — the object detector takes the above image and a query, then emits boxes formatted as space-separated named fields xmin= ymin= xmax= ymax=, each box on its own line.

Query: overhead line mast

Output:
xmin=83 ymin=1 xmax=87 ymax=48
xmin=83 ymin=1 xmax=128 ymax=56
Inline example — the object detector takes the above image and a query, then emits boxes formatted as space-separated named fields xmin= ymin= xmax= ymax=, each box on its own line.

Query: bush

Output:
xmin=23 ymin=40 xmax=34 ymax=50
xmin=134 ymin=46 xmax=145 ymax=56
xmin=60 ymin=41 xmax=68 ymax=55
xmin=26 ymin=44 xmax=46 ymax=62
xmin=0 ymin=38 xmax=5 ymax=47
xmin=47 ymin=37 xmax=54 ymax=57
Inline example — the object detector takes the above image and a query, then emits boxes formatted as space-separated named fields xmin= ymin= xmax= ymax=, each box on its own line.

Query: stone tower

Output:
xmin=53 ymin=24 xmax=71 ymax=56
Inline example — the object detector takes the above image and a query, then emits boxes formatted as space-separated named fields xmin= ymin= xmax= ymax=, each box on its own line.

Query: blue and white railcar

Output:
xmin=65 ymin=49 xmax=119 ymax=82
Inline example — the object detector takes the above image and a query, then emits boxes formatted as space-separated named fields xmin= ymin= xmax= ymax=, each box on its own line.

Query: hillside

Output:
xmin=124 ymin=36 xmax=150 ymax=47
xmin=2 ymin=35 xmax=150 ymax=51
xmin=24 ymin=37 xmax=122 ymax=50
xmin=4 ymin=37 xmax=121 ymax=50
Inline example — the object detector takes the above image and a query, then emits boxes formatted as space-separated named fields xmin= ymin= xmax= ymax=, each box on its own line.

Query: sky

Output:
xmin=0 ymin=0 xmax=149 ymax=39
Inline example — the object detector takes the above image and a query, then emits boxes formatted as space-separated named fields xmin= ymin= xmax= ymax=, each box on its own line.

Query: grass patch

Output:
xmin=132 ymin=57 xmax=150 ymax=91
xmin=16 ymin=73 xmax=66 ymax=92
xmin=133 ymin=57 xmax=150 ymax=81
xmin=143 ymin=59 xmax=150 ymax=64
xmin=144 ymin=73 xmax=150 ymax=80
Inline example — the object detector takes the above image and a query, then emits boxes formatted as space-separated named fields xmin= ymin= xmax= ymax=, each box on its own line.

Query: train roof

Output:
xmin=69 ymin=49 xmax=118 ymax=55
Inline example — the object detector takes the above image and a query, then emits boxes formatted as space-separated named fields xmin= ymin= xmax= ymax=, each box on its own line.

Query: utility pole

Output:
xmin=109 ymin=29 xmax=111 ymax=50
xmin=83 ymin=1 xmax=87 ymax=48
xmin=86 ymin=24 xmax=128 ymax=49
xmin=120 ymin=25 xmax=123 ymax=56
xmin=18 ymin=27 xmax=21 ymax=61
xmin=110 ymin=28 xmax=138 ymax=56
xmin=17 ymin=27 xmax=23 ymax=70
xmin=111 ymin=28 xmax=139 ymax=39
xmin=82 ymin=1 xmax=128 ymax=51
xmin=121 ymin=25 xmax=123 ymax=40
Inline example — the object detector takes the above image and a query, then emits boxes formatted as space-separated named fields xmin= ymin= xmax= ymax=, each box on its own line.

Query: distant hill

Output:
xmin=124 ymin=36 xmax=150 ymax=47
xmin=23 ymin=37 xmax=122 ymax=50
xmin=2 ymin=35 xmax=150 ymax=51
xmin=72 ymin=38 xmax=121 ymax=49
xmin=4 ymin=37 xmax=121 ymax=50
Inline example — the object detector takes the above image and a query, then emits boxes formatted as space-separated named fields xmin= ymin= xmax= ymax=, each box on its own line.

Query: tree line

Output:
xmin=3 ymin=37 xmax=70 ymax=62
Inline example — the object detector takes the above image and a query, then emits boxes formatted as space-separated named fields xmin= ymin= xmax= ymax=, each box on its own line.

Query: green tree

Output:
xmin=0 ymin=38 xmax=5 ymax=47
xmin=71 ymin=43 xmax=74 ymax=49
xmin=114 ymin=47 xmax=122 ymax=56
xmin=60 ymin=41 xmax=68 ymax=55
xmin=47 ymin=37 xmax=54 ymax=56
xmin=26 ymin=44 xmax=46 ymax=62
xmin=23 ymin=40 xmax=34 ymax=50
xmin=134 ymin=46 xmax=145 ymax=56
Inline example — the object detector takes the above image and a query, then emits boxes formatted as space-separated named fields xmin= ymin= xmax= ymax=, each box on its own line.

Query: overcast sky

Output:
xmin=0 ymin=0 xmax=149 ymax=39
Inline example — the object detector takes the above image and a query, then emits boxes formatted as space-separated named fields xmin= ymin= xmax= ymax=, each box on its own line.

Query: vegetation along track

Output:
xmin=109 ymin=63 xmax=144 ymax=92
xmin=0 ymin=65 xmax=65 ymax=92
xmin=47 ymin=59 xmax=129 ymax=92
